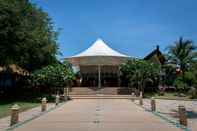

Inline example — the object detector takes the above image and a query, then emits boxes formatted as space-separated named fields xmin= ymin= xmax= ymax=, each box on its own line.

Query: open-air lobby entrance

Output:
xmin=66 ymin=39 xmax=129 ymax=88
xmin=66 ymin=39 xmax=130 ymax=95
xmin=11 ymin=99 xmax=181 ymax=131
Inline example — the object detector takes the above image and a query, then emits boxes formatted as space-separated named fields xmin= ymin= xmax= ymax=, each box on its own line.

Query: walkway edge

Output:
xmin=133 ymin=100 xmax=191 ymax=131
xmin=5 ymin=101 xmax=68 ymax=131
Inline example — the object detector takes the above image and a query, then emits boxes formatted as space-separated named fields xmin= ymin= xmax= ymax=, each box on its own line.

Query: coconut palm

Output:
xmin=167 ymin=37 xmax=197 ymax=89
xmin=168 ymin=37 xmax=196 ymax=73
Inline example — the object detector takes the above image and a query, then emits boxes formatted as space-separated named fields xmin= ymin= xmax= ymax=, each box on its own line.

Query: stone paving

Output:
xmin=0 ymin=103 xmax=54 ymax=131
xmin=140 ymin=99 xmax=197 ymax=130
xmin=9 ymin=99 xmax=181 ymax=131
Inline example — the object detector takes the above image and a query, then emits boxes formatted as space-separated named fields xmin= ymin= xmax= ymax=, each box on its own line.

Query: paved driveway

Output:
xmin=12 ymin=99 xmax=181 ymax=131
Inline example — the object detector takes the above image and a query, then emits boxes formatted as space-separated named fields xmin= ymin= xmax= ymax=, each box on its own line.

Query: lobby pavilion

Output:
xmin=66 ymin=38 xmax=130 ymax=88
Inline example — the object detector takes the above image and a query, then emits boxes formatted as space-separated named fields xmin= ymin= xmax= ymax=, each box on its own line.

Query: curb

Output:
xmin=5 ymin=101 xmax=68 ymax=131
xmin=132 ymin=100 xmax=192 ymax=131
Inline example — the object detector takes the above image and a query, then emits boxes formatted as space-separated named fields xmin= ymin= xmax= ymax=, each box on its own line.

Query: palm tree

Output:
xmin=168 ymin=37 xmax=197 ymax=88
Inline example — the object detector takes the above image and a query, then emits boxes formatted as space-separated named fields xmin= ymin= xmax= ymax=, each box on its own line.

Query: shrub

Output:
xmin=31 ymin=61 xmax=75 ymax=93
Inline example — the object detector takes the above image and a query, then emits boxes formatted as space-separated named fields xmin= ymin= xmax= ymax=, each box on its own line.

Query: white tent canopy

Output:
xmin=72 ymin=38 xmax=129 ymax=58
xmin=67 ymin=38 xmax=130 ymax=66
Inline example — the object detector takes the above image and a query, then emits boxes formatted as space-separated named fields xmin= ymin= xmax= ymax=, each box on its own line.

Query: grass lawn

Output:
xmin=0 ymin=101 xmax=39 ymax=118
xmin=144 ymin=92 xmax=191 ymax=100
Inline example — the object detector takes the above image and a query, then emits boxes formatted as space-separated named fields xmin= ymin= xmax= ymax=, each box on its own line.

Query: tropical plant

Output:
xmin=174 ymin=76 xmax=187 ymax=92
xmin=31 ymin=61 xmax=75 ymax=93
xmin=120 ymin=59 xmax=160 ymax=94
xmin=191 ymin=62 xmax=197 ymax=86
xmin=0 ymin=0 xmax=59 ymax=71
xmin=188 ymin=62 xmax=197 ymax=98
xmin=167 ymin=37 xmax=197 ymax=90
xmin=162 ymin=64 xmax=177 ymax=86
xmin=173 ymin=71 xmax=196 ymax=95
xmin=167 ymin=37 xmax=196 ymax=74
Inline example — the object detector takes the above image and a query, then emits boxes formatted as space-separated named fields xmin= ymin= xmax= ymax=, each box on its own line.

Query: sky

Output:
xmin=31 ymin=0 xmax=197 ymax=59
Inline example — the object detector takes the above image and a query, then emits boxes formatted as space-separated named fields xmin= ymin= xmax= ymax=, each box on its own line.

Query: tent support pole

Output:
xmin=98 ymin=65 xmax=101 ymax=88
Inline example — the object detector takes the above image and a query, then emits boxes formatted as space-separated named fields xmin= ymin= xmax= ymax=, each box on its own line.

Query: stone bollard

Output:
xmin=10 ymin=104 xmax=20 ymax=126
xmin=139 ymin=97 xmax=143 ymax=105
xmin=131 ymin=92 xmax=135 ymax=102
xmin=151 ymin=97 xmax=156 ymax=112
xmin=62 ymin=94 xmax=66 ymax=101
xmin=140 ymin=91 xmax=143 ymax=98
xmin=178 ymin=105 xmax=187 ymax=126
xmin=41 ymin=97 xmax=47 ymax=112
xmin=55 ymin=95 xmax=60 ymax=106
xmin=64 ymin=88 xmax=68 ymax=101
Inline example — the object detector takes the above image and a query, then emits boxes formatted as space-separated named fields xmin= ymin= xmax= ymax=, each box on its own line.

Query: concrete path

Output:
xmin=11 ymin=99 xmax=181 ymax=131
xmin=0 ymin=104 xmax=54 ymax=131
xmin=142 ymin=99 xmax=197 ymax=130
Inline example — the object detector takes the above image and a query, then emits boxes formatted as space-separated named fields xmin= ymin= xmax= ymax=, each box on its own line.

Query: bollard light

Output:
xmin=178 ymin=105 xmax=187 ymax=126
xmin=131 ymin=92 xmax=135 ymax=102
xmin=55 ymin=95 xmax=60 ymax=106
xmin=41 ymin=97 xmax=47 ymax=112
xmin=10 ymin=104 xmax=20 ymax=126
xmin=151 ymin=97 xmax=156 ymax=112
xmin=140 ymin=91 xmax=143 ymax=98
xmin=64 ymin=88 xmax=67 ymax=101
xmin=139 ymin=97 xmax=143 ymax=105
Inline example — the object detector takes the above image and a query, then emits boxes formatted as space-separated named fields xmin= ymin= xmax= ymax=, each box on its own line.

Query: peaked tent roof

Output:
xmin=71 ymin=38 xmax=129 ymax=58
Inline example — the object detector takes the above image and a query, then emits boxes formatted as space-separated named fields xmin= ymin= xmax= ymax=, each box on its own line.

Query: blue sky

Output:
xmin=31 ymin=0 xmax=197 ymax=59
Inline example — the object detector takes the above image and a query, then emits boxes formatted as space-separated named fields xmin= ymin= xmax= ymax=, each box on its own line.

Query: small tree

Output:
xmin=183 ymin=63 xmax=197 ymax=97
xmin=120 ymin=59 xmax=160 ymax=95
xmin=31 ymin=61 xmax=75 ymax=94
xmin=162 ymin=64 xmax=177 ymax=86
